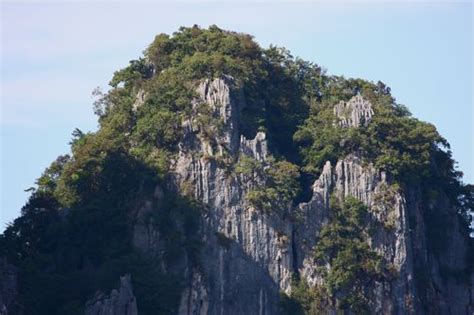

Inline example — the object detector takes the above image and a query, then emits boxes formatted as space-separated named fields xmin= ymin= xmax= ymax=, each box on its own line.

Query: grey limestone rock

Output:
xmin=132 ymin=89 xmax=147 ymax=111
xmin=334 ymin=94 xmax=374 ymax=128
xmin=172 ymin=77 xmax=293 ymax=314
xmin=85 ymin=275 xmax=137 ymax=315
xmin=130 ymin=78 xmax=472 ymax=314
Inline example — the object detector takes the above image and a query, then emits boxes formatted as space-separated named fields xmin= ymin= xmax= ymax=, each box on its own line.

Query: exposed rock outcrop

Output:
xmin=334 ymin=94 xmax=374 ymax=127
xmin=85 ymin=275 xmax=137 ymax=315
xmin=132 ymin=89 xmax=146 ymax=111
xmin=240 ymin=132 xmax=268 ymax=162
xmin=195 ymin=76 xmax=243 ymax=154
xmin=173 ymin=77 xmax=293 ymax=314
xmin=297 ymin=155 xmax=416 ymax=314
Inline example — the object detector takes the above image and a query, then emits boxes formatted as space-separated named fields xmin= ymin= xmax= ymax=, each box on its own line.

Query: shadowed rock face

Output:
xmin=0 ymin=258 xmax=18 ymax=315
xmin=85 ymin=275 xmax=137 ymax=315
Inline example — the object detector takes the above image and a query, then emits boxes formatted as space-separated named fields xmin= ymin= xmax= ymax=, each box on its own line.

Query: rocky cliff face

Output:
xmin=128 ymin=77 xmax=472 ymax=314
xmin=297 ymin=156 xmax=415 ymax=314
xmin=172 ymin=76 xmax=292 ymax=315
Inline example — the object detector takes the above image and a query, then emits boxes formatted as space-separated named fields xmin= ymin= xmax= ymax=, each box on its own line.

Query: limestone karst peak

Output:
xmin=1 ymin=25 xmax=472 ymax=315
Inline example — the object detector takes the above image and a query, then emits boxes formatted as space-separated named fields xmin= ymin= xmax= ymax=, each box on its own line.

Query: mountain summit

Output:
xmin=1 ymin=25 xmax=473 ymax=315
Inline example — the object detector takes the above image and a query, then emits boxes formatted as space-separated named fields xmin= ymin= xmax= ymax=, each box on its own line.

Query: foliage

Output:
xmin=294 ymin=78 xmax=473 ymax=234
xmin=243 ymin=157 xmax=300 ymax=213
xmin=312 ymin=195 xmax=391 ymax=313
xmin=235 ymin=154 xmax=264 ymax=178
xmin=0 ymin=107 xmax=197 ymax=314
xmin=149 ymin=192 xmax=202 ymax=264
xmin=294 ymin=79 xmax=438 ymax=180
xmin=109 ymin=58 xmax=153 ymax=89
xmin=279 ymin=277 xmax=330 ymax=315
xmin=140 ymin=26 xmax=322 ymax=158
xmin=145 ymin=25 xmax=263 ymax=81
xmin=0 ymin=156 xmax=197 ymax=314
xmin=200 ymin=110 xmax=226 ymax=140
xmin=55 ymin=130 xmax=149 ymax=208
xmin=35 ymin=155 xmax=70 ymax=196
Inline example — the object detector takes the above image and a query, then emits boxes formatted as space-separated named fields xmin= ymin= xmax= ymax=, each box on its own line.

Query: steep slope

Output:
xmin=1 ymin=26 xmax=472 ymax=315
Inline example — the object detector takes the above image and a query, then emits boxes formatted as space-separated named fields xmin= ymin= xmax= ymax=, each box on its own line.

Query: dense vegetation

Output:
xmin=235 ymin=155 xmax=300 ymax=213
xmin=293 ymin=77 xmax=474 ymax=273
xmin=281 ymin=196 xmax=394 ymax=314
xmin=314 ymin=196 xmax=393 ymax=312
xmin=0 ymin=25 xmax=472 ymax=314
xmin=0 ymin=146 xmax=199 ymax=314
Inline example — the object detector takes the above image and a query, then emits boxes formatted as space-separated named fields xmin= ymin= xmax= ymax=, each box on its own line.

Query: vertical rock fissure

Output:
xmin=291 ymin=227 xmax=299 ymax=278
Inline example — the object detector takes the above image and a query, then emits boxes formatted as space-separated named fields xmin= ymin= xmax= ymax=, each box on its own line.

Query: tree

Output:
xmin=314 ymin=196 xmax=388 ymax=313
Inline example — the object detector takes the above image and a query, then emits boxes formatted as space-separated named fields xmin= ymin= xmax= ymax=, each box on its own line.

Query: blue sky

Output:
xmin=1 ymin=1 xmax=472 ymax=231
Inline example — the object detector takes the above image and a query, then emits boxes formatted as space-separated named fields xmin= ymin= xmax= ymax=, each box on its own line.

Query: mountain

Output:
xmin=1 ymin=25 xmax=473 ymax=315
